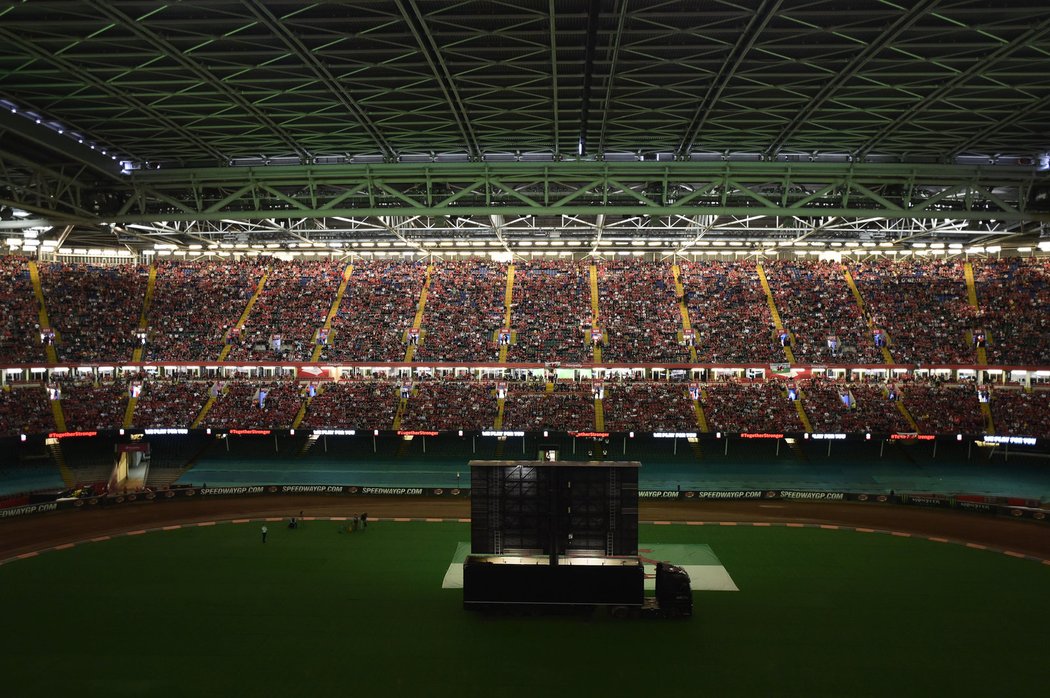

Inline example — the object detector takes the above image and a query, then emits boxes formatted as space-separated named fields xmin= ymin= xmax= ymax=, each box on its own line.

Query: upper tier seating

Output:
xmin=972 ymin=259 xmax=1050 ymax=365
xmin=849 ymin=259 xmax=974 ymax=364
xmin=0 ymin=257 xmax=43 ymax=363
xmin=326 ymin=261 xmax=428 ymax=362
xmin=598 ymin=260 xmax=687 ymax=363
xmin=678 ymin=260 xmax=781 ymax=363
xmin=145 ymin=260 xmax=265 ymax=361
xmin=40 ymin=262 xmax=148 ymax=362
xmin=227 ymin=260 xmax=343 ymax=362
xmin=508 ymin=260 xmax=590 ymax=364
xmin=764 ymin=260 xmax=881 ymax=363
xmin=413 ymin=261 xmax=507 ymax=363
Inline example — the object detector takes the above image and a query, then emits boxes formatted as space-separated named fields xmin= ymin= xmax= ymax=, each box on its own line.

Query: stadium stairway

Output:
xmin=755 ymin=263 xmax=796 ymax=363
xmin=695 ymin=389 xmax=711 ymax=433
xmin=191 ymin=396 xmax=217 ymax=429
xmin=403 ymin=263 xmax=434 ymax=362
xmin=130 ymin=263 xmax=157 ymax=363
xmin=594 ymin=397 xmax=605 ymax=431
xmin=311 ymin=263 xmax=353 ymax=362
xmin=27 ymin=260 xmax=59 ymax=365
xmin=963 ymin=262 xmax=989 ymax=365
xmin=218 ymin=268 xmax=270 ymax=361
xmin=47 ymin=439 xmax=76 ymax=487
xmin=121 ymin=395 xmax=137 ymax=430
xmin=980 ymin=402 xmax=995 ymax=434
xmin=672 ymin=263 xmax=698 ymax=363
xmin=589 ymin=263 xmax=602 ymax=364
xmin=843 ymin=264 xmax=895 ymax=364
xmin=50 ymin=398 xmax=67 ymax=432
xmin=893 ymin=393 xmax=921 ymax=432
xmin=498 ymin=263 xmax=515 ymax=363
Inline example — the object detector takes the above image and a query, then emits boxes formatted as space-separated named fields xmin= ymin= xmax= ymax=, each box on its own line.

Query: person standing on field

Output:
xmin=261 ymin=525 xmax=268 ymax=543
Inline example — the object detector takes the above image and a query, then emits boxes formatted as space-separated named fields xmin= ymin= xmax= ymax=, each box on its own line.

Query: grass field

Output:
xmin=2 ymin=520 xmax=1048 ymax=697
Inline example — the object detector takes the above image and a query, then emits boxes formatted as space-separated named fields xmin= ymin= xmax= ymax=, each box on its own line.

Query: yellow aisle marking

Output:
xmin=190 ymin=397 xmax=216 ymax=429
xmin=794 ymin=399 xmax=813 ymax=433
xmin=131 ymin=263 xmax=157 ymax=363
xmin=963 ymin=262 xmax=988 ymax=365
xmin=498 ymin=264 xmax=515 ymax=363
xmin=589 ymin=264 xmax=602 ymax=363
xmin=895 ymin=397 xmax=921 ymax=433
xmin=842 ymin=265 xmax=895 ymax=364
xmin=403 ymin=264 xmax=433 ymax=362
xmin=218 ymin=269 xmax=270 ymax=361
xmin=311 ymin=263 xmax=353 ymax=362
xmin=672 ymin=264 xmax=698 ymax=363
xmin=756 ymin=263 xmax=796 ymax=364
xmin=28 ymin=261 xmax=59 ymax=364
xmin=594 ymin=398 xmax=604 ymax=432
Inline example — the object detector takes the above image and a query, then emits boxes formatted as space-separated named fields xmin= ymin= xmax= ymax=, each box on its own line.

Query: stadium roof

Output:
xmin=1 ymin=0 xmax=1049 ymax=254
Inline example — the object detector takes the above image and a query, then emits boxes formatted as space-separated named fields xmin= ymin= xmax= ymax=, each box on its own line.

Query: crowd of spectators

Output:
xmin=798 ymin=380 xmax=909 ymax=433
xmin=300 ymin=380 xmax=400 ymax=429
xmin=678 ymin=261 xmax=781 ymax=363
xmin=400 ymin=381 xmax=498 ymax=430
xmin=202 ymin=380 xmax=302 ymax=429
xmin=989 ymin=388 xmax=1050 ymax=438
xmin=131 ymin=380 xmax=211 ymax=428
xmin=597 ymin=261 xmax=686 ymax=363
xmin=501 ymin=382 xmax=594 ymax=432
xmin=40 ymin=262 xmax=149 ymax=362
xmin=227 ymin=260 xmax=344 ymax=362
xmin=0 ymin=385 xmax=54 ymax=437
xmin=972 ymin=259 xmax=1050 ymax=365
xmin=509 ymin=260 xmax=590 ymax=363
xmin=145 ymin=260 xmax=265 ymax=361
xmin=413 ymin=261 xmax=507 ymax=363
xmin=701 ymin=381 xmax=804 ymax=433
xmin=0 ymin=257 xmax=43 ymax=364
xmin=59 ymin=382 xmax=129 ymax=431
xmin=901 ymin=383 xmax=986 ymax=434
xmin=327 ymin=261 xmax=428 ymax=362
xmin=763 ymin=260 xmax=880 ymax=363
xmin=602 ymin=382 xmax=697 ymax=432
xmin=849 ymin=259 xmax=975 ymax=364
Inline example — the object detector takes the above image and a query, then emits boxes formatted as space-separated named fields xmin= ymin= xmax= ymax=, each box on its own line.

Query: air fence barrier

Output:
xmin=1 ymin=484 xmax=1046 ymax=523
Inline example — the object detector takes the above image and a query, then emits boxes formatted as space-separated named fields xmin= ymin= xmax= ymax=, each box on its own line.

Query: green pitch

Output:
xmin=2 ymin=521 xmax=1048 ymax=697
